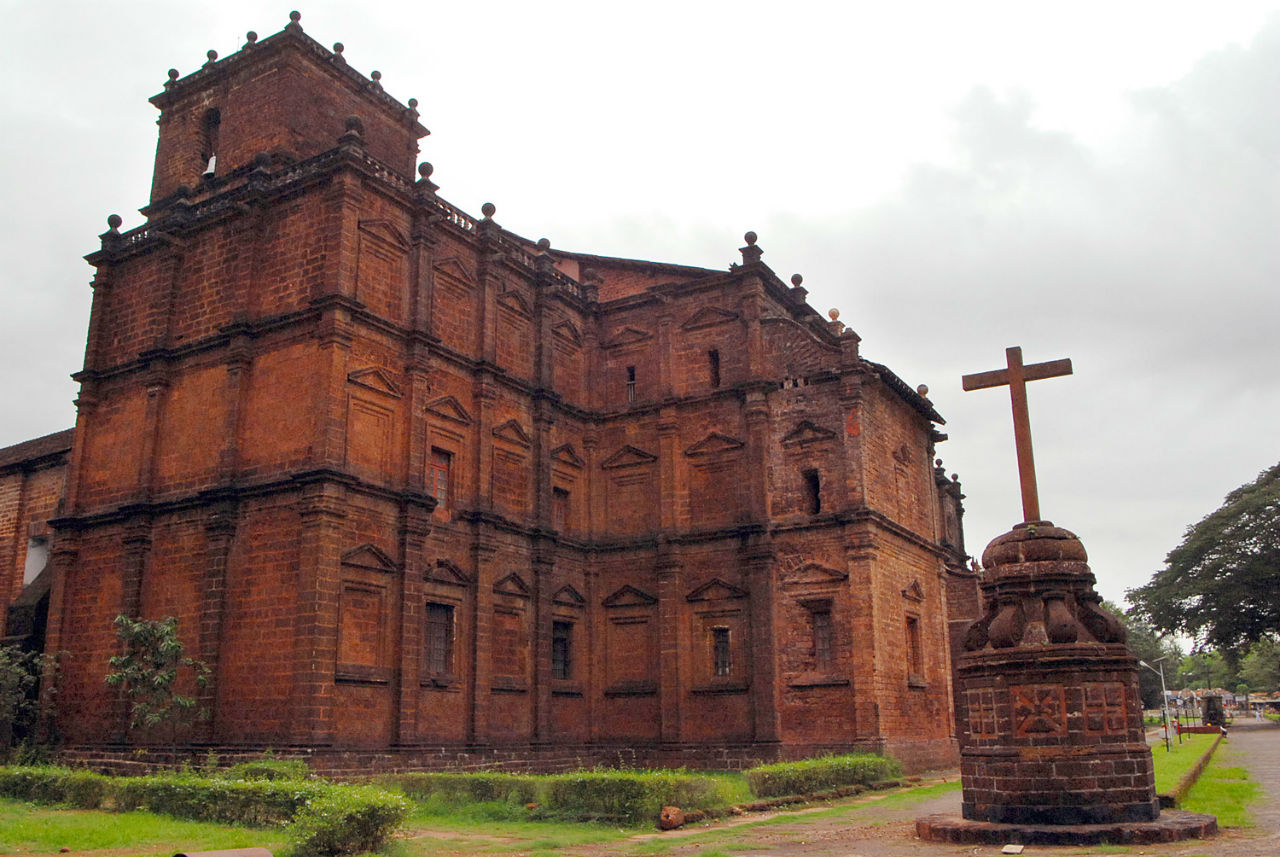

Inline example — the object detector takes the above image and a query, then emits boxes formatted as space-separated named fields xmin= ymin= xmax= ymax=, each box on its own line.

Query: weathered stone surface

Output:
xmin=916 ymin=809 xmax=1218 ymax=845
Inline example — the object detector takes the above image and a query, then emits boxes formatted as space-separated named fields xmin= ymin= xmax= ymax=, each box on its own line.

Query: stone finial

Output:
xmin=537 ymin=238 xmax=551 ymax=251
xmin=739 ymin=230 xmax=763 ymax=264
xmin=107 ymin=214 xmax=122 ymax=233
xmin=287 ymin=10 xmax=303 ymax=32
xmin=791 ymin=273 xmax=803 ymax=287
xmin=344 ymin=115 xmax=364 ymax=135
xmin=332 ymin=42 xmax=345 ymax=63
xmin=370 ymin=70 xmax=383 ymax=90
xmin=416 ymin=161 xmax=438 ymax=194
xmin=166 ymin=68 xmax=180 ymax=88
xmin=408 ymin=97 xmax=418 ymax=110
xmin=744 ymin=231 xmax=757 ymax=245
xmin=481 ymin=202 xmax=496 ymax=219
xmin=917 ymin=384 xmax=930 ymax=398
xmin=339 ymin=115 xmax=365 ymax=149
xmin=205 ymin=50 xmax=218 ymax=66
xmin=244 ymin=31 xmax=258 ymax=47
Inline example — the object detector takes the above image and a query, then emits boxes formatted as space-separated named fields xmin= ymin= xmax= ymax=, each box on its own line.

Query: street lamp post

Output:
xmin=1139 ymin=657 xmax=1171 ymax=751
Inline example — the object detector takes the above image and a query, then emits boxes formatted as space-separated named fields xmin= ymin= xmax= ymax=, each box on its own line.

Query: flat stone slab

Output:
xmin=915 ymin=810 xmax=1218 ymax=845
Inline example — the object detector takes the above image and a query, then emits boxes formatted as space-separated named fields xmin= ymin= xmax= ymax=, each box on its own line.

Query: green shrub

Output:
xmin=222 ymin=759 xmax=311 ymax=782
xmin=110 ymin=773 xmax=326 ymax=826
xmin=0 ymin=766 xmax=110 ymax=808
xmin=541 ymin=771 xmax=735 ymax=824
xmin=379 ymin=772 xmax=540 ymax=805
xmin=288 ymin=786 xmax=408 ymax=856
xmin=745 ymin=753 xmax=901 ymax=798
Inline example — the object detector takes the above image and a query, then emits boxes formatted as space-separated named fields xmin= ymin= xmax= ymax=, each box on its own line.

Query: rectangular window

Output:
xmin=552 ymin=621 xmax=573 ymax=680
xmin=429 ymin=448 xmax=452 ymax=510
xmin=803 ymin=468 xmax=821 ymax=514
xmin=712 ymin=627 xmax=732 ymax=676
xmin=625 ymin=365 xmax=637 ymax=403
xmin=552 ymin=487 xmax=569 ymax=531
xmin=708 ymin=349 xmax=721 ymax=388
xmin=905 ymin=615 xmax=923 ymax=680
xmin=811 ymin=606 xmax=833 ymax=669
xmin=425 ymin=602 xmax=455 ymax=676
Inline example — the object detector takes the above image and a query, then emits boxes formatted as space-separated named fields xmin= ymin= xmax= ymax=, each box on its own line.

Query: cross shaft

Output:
xmin=962 ymin=346 xmax=1072 ymax=522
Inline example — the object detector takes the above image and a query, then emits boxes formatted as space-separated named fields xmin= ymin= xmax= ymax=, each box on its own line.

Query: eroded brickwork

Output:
xmin=3 ymin=14 xmax=978 ymax=772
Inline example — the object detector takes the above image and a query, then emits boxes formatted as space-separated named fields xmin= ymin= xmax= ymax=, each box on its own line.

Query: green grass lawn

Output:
xmin=0 ymin=798 xmax=289 ymax=856
xmin=1149 ymin=730 xmax=1210 ymax=794
xmin=1181 ymin=756 xmax=1261 ymax=828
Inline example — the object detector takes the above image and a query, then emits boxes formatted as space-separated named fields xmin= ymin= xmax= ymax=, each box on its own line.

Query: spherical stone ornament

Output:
xmin=481 ymin=202 xmax=496 ymax=218
xmin=743 ymin=231 xmax=757 ymax=245
xmin=791 ymin=273 xmax=803 ymax=287
xmin=418 ymin=162 xmax=433 ymax=179
xmin=107 ymin=214 xmax=123 ymax=230
xmin=981 ymin=521 xmax=1089 ymax=568
xmin=290 ymin=11 xmax=302 ymax=22
xmin=537 ymin=238 xmax=551 ymax=250
xmin=828 ymin=308 xmax=840 ymax=321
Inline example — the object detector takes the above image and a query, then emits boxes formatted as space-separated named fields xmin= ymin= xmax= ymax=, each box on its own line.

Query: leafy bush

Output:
xmin=541 ymin=770 xmax=736 ymax=824
xmin=221 ymin=759 xmax=311 ymax=782
xmin=288 ymin=786 xmax=408 ymax=857
xmin=745 ymin=753 xmax=901 ymax=798
xmin=381 ymin=771 xmax=539 ymax=805
xmin=110 ymin=773 xmax=326 ymax=826
xmin=0 ymin=766 xmax=109 ymax=808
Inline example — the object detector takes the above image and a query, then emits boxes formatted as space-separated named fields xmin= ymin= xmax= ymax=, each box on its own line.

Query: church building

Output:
xmin=0 ymin=13 xmax=974 ymax=773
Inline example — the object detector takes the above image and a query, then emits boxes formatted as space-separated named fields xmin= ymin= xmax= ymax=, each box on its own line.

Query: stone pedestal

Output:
xmin=918 ymin=521 xmax=1216 ymax=843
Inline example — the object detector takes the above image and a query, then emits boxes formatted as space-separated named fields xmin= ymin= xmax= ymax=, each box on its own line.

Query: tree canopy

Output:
xmin=1128 ymin=462 xmax=1280 ymax=656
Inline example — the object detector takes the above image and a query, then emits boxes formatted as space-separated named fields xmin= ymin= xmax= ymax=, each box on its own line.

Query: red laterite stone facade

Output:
xmin=1 ymin=16 xmax=979 ymax=772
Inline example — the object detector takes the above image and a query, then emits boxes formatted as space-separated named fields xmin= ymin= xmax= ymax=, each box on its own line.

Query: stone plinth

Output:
xmin=919 ymin=520 xmax=1208 ymax=842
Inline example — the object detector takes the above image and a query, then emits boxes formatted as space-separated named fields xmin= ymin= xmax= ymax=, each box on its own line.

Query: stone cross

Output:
xmin=962 ymin=346 xmax=1072 ymax=523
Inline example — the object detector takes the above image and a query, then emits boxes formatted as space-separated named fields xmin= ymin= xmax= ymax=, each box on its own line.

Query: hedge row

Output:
xmin=0 ymin=766 xmax=406 ymax=855
xmin=381 ymin=769 xmax=739 ymax=824
xmin=745 ymin=753 xmax=902 ymax=797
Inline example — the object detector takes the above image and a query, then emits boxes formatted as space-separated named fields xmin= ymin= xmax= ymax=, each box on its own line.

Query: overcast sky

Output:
xmin=2 ymin=1 xmax=1278 ymax=612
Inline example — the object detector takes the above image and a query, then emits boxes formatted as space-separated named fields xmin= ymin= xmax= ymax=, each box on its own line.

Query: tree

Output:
xmin=1128 ymin=462 xmax=1280 ymax=656
xmin=0 ymin=646 xmax=43 ymax=760
xmin=104 ymin=616 xmax=210 ymax=754
xmin=1238 ymin=637 xmax=1280 ymax=693
xmin=1112 ymin=604 xmax=1182 ymax=709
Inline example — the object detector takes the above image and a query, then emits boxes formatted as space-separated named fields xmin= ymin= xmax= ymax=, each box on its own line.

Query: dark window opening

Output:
xmin=626 ymin=365 xmax=636 ymax=403
xmin=425 ymin=602 xmax=455 ymax=675
xmin=811 ymin=606 xmax=833 ymax=669
xmin=708 ymin=349 xmax=721 ymax=388
xmin=201 ymin=108 xmax=221 ymax=174
xmin=712 ymin=627 xmax=732 ymax=676
xmin=803 ymin=468 xmax=821 ymax=514
xmin=552 ymin=487 xmax=569 ymax=531
xmin=552 ymin=621 xmax=573 ymax=680
xmin=905 ymin=615 xmax=923 ymax=680
xmin=430 ymin=448 xmax=452 ymax=511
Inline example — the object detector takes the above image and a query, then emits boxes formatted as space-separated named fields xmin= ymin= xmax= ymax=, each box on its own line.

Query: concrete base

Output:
xmin=916 ymin=810 xmax=1218 ymax=845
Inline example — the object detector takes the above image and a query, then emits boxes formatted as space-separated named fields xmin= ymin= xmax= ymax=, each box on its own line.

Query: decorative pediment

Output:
xmin=602 ymin=584 xmax=658 ymax=608
xmin=902 ymin=580 xmax=925 ymax=602
xmin=606 ymin=326 xmax=653 ymax=349
xmin=493 ymin=573 xmax=530 ymax=598
xmin=552 ymin=585 xmax=586 ymax=607
xmin=425 ymin=395 xmax=472 ymax=425
xmin=600 ymin=444 xmax=658 ymax=469
xmin=781 ymin=561 xmax=849 ymax=587
xmin=426 ymin=558 xmax=472 ymax=587
xmin=341 ymin=544 xmax=396 ymax=573
xmin=492 ymin=419 xmax=532 ymax=448
xmin=680 ymin=305 xmax=739 ymax=331
xmin=434 ymin=256 xmax=475 ymax=286
xmin=347 ymin=368 xmax=403 ymax=399
xmin=497 ymin=289 xmax=532 ymax=318
xmin=552 ymin=320 xmax=582 ymax=346
xmin=357 ymin=219 xmax=410 ymax=250
xmin=684 ymin=432 xmax=746 ymax=458
xmin=551 ymin=443 xmax=584 ymax=468
xmin=781 ymin=420 xmax=837 ymax=447
xmin=686 ymin=578 xmax=748 ymax=602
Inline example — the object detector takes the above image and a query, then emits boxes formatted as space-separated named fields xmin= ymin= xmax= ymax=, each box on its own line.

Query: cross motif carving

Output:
xmin=962 ymin=346 xmax=1072 ymax=523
